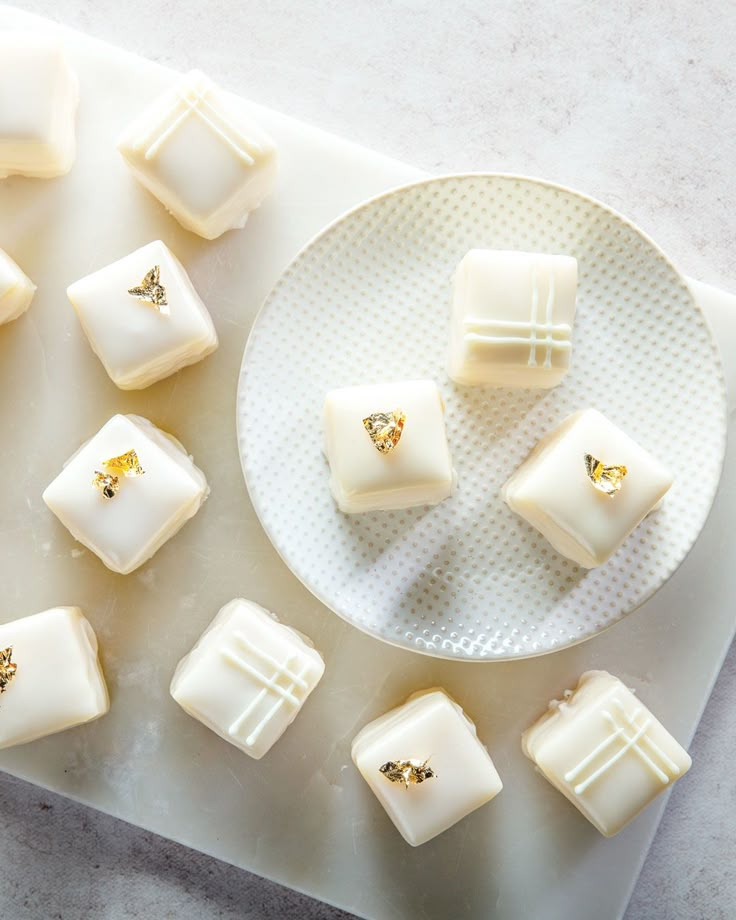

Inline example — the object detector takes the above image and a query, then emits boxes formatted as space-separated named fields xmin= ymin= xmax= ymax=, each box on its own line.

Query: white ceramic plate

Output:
xmin=237 ymin=174 xmax=727 ymax=660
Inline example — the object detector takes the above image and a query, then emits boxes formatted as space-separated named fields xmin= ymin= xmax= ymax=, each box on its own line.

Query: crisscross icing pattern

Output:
xmin=221 ymin=630 xmax=311 ymax=750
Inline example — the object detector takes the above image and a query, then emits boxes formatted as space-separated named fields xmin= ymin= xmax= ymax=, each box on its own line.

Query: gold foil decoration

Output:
xmin=102 ymin=450 xmax=145 ymax=478
xmin=93 ymin=450 xmax=145 ymax=500
xmin=128 ymin=265 xmax=169 ymax=314
xmin=0 ymin=647 xmax=17 ymax=693
xmin=584 ymin=453 xmax=628 ymax=497
xmin=379 ymin=758 xmax=435 ymax=788
xmin=363 ymin=409 xmax=406 ymax=454
xmin=93 ymin=471 xmax=120 ymax=500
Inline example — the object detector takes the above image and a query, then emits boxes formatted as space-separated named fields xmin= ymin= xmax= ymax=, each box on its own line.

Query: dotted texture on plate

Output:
xmin=237 ymin=175 xmax=727 ymax=660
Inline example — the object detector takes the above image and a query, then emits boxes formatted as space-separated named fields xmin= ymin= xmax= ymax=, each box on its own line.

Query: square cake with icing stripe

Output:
xmin=448 ymin=249 xmax=577 ymax=388
xmin=522 ymin=670 xmax=691 ymax=837
xmin=170 ymin=598 xmax=324 ymax=760
xmin=117 ymin=70 xmax=277 ymax=239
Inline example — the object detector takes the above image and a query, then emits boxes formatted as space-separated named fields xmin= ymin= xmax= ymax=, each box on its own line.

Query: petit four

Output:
xmin=0 ymin=247 xmax=35 ymax=325
xmin=352 ymin=688 xmax=503 ymax=846
xmin=117 ymin=70 xmax=278 ymax=239
xmin=43 ymin=414 xmax=208 ymax=575
xmin=522 ymin=670 xmax=691 ymax=836
xmin=448 ymin=249 xmax=577 ymax=388
xmin=0 ymin=33 xmax=78 ymax=178
xmin=67 ymin=239 xmax=218 ymax=389
xmin=324 ymin=379 xmax=455 ymax=513
xmin=0 ymin=606 xmax=109 ymax=751
xmin=170 ymin=598 xmax=324 ymax=759
xmin=503 ymin=408 xmax=672 ymax=567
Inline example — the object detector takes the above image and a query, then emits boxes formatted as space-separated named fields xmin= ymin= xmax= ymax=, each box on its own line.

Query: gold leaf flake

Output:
xmin=0 ymin=647 xmax=17 ymax=693
xmin=584 ymin=453 xmax=628 ymax=497
xmin=363 ymin=409 xmax=406 ymax=454
xmin=128 ymin=265 xmax=169 ymax=314
xmin=102 ymin=450 xmax=145 ymax=478
xmin=93 ymin=471 xmax=120 ymax=500
xmin=379 ymin=758 xmax=435 ymax=788
xmin=92 ymin=450 xmax=145 ymax=500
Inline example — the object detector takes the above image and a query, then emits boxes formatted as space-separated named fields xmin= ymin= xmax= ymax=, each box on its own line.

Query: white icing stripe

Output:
xmin=137 ymin=81 xmax=261 ymax=165
xmin=221 ymin=630 xmax=313 ymax=750
xmin=613 ymin=699 xmax=680 ymax=775
xmin=231 ymin=630 xmax=309 ymax=689
xmin=244 ymin=661 xmax=312 ymax=748
xmin=222 ymin=649 xmax=302 ymax=706
xmin=574 ymin=716 xmax=653 ymax=794
xmin=529 ymin=263 xmax=539 ymax=367
xmin=463 ymin=318 xmax=571 ymax=335
xmin=461 ymin=268 xmax=568 ymax=368
xmin=543 ymin=273 xmax=556 ymax=369
xmin=567 ymin=698 xmax=679 ymax=797
xmin=564 ymin=724 xmax=627 ymax=782
xmin=465 ymin=333 xmax=571 ymax=350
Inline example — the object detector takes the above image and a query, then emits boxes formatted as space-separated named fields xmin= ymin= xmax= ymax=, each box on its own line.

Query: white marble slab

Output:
xmin=0 ymin=5 xmax=735 ymax=920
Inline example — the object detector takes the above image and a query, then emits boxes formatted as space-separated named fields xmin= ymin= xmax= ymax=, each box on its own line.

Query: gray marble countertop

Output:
xmin=3 ymin=1 xmax=735 ymax=917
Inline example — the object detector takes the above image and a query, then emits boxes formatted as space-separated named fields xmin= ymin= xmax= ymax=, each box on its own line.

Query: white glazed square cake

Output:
xmin=0 ymin=606 xmax=109 ymax=751
xmin=0 ymin=33 xmax=78 ymax=178
xmin=43 ymin=414 xmax=208 ymax=575
xmin=67 ymin=240 xmax=218 ymax=389
xmin=503 ymin=408 xmax=672 ymax=567
xmin=324 ymin=379 xmax=455 ymax=513
xmin=117 ymin=70 xmax=278 ymax=239
xmin=448 ymin=249 xmax=577 ymax=388
xmin=352 ymin=689 xmax=503 ymax=846
xmin=0 ymin=247 xmax=35 ymax=325
xmin=522 ymin=670 xmax=691 ymax=836
xmin=170 ymin=598 xmax=325 ymax=760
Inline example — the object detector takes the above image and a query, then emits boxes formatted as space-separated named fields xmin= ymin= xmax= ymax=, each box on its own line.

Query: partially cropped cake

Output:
xmin=0 ymin=247 xmax=35 ymax=325
xmin=0 ymin=33 xmax=78 ymax=178
xmin=522 ymin=670 xmax=691 ymax=836
xmin=448 ymin=249 xmax=577 ymax=388
xmin=0 ymin=606 xmax=109 ymax=750
xmin=117 ymin=70 xmax=278 ymax=239
xmin=324 ymin=379 xmax=455 ymax=513
xmin=504 ymin=409 xmax=672 ymax=567
xmin=352 ymin=688 xmax=503 ymax=846
xmin=43 ymin=414 xmax=208 ymax=574
xmin=170 ymin=598 xmax=324 ymax=759
xmin=67 ymin=240 xmax=218 ymax=389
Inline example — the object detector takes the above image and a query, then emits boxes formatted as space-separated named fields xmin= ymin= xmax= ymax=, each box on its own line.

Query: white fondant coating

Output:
xmin=522 ymin=670 xmax=691 ymax=837
xmin=43 ymin=414 xmax=208 ymax=574
xmin=170 ymin=598 xmax=324 ymax=760
xmin=0 ymin=33 xmax=78 ymax=178
xmin=323 ymin=379 xmax=455 ymax=513
xmin=67 ymin=240 xmax=218 ymax=389
xmin=503 ymin=408 xmax=673 ymax=567
xmin=0 ymin=606 xmax=109 ymax=751
xmin=352 ymin=688 xmax=503 ymax=846
xmin=448 ymin=249 xmax=577 ymax=388
xmin=0 ymin=247 xmax=35 ymax=324
xmin=117 ymin=70 xmax=278 ymax=239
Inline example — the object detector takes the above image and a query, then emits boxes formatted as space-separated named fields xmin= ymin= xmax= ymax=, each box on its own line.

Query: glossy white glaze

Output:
xmin=43 ymin=414 xmax=208 ymax=574
xmin=170 ymin=598 xmax=324 ymax=760
xmin=0 ymin=606 xmax=109 ymax=751
xmin=0 ymin=32 xmax=77 ymax=178
xmin=117 ymin=70 xmax=278 ymax=239
xmin=0 ymin=247 xmax=35 ymax=324
xmin=504 ymin=408 xmax=673 ymax=567
xmin=67 ymin=239 xmax=218 ymax=389
xmin=323 ymin=379 xmax=454 ymax=513
xmin=448 ymin=249 xmax=577 ymax=388
xmin=352 ymin=688 xmax=503 ymax=846
xmin=522 ymin=670 xmax=691 ymax=837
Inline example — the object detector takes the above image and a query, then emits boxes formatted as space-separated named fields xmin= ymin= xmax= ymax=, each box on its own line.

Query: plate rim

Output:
xmin=236 ymin=171 xmax=729 ymax=662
